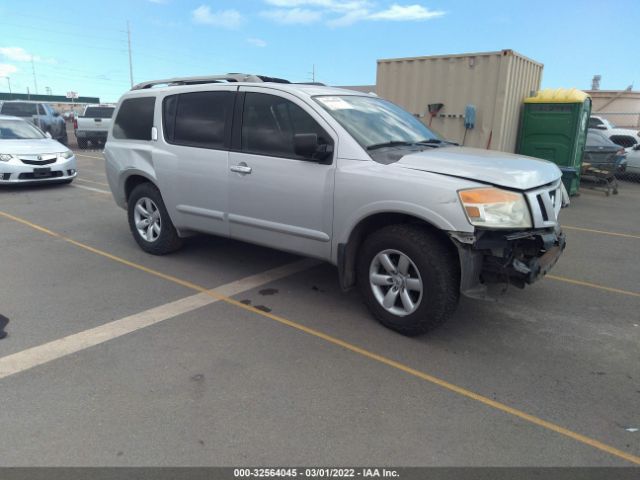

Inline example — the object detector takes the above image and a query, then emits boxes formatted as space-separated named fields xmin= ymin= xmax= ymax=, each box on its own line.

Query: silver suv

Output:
xmin=105 ymin=74 xmax=568 ymax=335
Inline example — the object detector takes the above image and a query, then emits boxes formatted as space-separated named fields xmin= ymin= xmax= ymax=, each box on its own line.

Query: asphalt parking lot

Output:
xmin=0 ymin=149 xmax=639 ymax=467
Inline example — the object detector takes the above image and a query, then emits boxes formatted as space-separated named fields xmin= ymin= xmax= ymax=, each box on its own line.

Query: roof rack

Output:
xmin=131 ymin=73 xmax=291 ymax=90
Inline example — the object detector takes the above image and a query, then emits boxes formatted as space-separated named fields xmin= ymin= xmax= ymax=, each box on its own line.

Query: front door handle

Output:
xmin=230 ymin=163 xmax=252 ymax=174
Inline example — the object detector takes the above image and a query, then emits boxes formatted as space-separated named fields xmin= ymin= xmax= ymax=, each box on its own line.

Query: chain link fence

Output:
xmin=587 ymin=112 xmax=640 ymax=186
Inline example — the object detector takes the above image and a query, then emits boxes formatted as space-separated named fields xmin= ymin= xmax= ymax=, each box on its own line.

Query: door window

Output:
xmin=241 ymin=92 xmax=330 ymax=160
xmin=163 ymin=91 xmax=232 ymax=149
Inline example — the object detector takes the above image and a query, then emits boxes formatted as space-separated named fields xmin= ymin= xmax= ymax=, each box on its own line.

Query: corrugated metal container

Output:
xmin=376 ymin=50 xmax=543 ymax=153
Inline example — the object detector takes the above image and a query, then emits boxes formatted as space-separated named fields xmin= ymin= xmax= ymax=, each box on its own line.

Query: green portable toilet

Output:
xmin=517 ymin=88 xmax=591 ymax=195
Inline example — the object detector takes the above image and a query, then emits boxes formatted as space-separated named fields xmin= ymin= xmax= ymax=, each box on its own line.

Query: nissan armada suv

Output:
xmin=104 ymin=74 xmax=568 ymax=336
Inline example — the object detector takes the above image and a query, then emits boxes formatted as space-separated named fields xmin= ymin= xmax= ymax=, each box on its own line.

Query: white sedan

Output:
xmin=0 ymin=115 xmax=77 ymax=185
xmin=623 ymin=145 xmax=640 ymax=176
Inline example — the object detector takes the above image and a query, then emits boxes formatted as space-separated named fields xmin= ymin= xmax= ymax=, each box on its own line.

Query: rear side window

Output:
xmin=113 ymin=97 xmax=155 ymax=140
xmin=163 ymin=91 xmax=232 ymax=149
xmin=241 ymin=92 xmax=330 ymax=159
xmin=587 ymin=131 xmax=612 ymax=146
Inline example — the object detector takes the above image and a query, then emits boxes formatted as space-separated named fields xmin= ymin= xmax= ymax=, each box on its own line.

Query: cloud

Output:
xmin=192 ymin=5 xmax=244 ymax=28
xmin=367 ymin=4 xmax=445 ymax=21
xmin=265 ymin=0 xmax=370 ymax=11
xmin=262 ymin=1 xmax=445 ymax=27
xmin=247 ymin=37 xmax=268 ymax=47
xmin=0 ymin=46 xmax=56 ymax=64
xmin=0 ymin=47 xmax=36 ymax=62
xmin=261 ymin=8 xmax=322 ymax=24
xmin=0 ymin=63 xmax=17 ymax=77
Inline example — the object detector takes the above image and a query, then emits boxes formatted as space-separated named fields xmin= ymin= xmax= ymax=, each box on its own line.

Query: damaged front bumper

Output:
xmin=449 ymin=226 xmax=566 ymax=298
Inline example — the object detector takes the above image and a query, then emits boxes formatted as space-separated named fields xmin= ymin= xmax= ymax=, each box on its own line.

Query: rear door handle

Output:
xmin=230 ymin=163 xmax=252 ymax=174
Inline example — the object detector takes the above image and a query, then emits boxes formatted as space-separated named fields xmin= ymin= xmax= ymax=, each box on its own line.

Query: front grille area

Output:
xmin=21 ymin=158 xmax=57 ymax=166
xmin=18 ymin=154 xmax=58 ymax=166
xmin=525 ymin=181 xmax=563 ymax=228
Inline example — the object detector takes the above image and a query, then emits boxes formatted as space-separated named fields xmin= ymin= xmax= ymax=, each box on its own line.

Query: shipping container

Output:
xmin=376 ymin=50 xmax=543 ymax=153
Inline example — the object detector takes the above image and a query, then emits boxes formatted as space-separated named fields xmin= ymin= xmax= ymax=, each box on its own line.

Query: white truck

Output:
xmin=74 ymin=104 xmax=115 ymax=149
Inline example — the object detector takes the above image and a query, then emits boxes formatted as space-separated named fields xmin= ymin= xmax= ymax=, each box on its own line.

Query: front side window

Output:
xmin=113 ymin=97 xmax=155 ymax=140
xmin=241 ymin=92 xmax=330 ymax=159
xmin=0 ymin=119 xmax=46 ymax=139
xmin=163 ymin=91 xmax=232 ymax=149
xmin=314 ymin=95 xmax=441 ymax=151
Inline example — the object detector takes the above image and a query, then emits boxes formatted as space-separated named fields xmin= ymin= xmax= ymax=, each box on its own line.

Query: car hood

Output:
xmin=391 ymin=146 xmax=562 ymax=190
xmin=0 ymin=138 xmax=67 ymax=155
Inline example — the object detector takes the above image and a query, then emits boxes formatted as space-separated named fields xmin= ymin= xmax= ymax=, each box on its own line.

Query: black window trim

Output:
xmin=162 ymin=90 xmax=235 ymax=151
xmin=234 ymin=90 xmax=335 ymax=165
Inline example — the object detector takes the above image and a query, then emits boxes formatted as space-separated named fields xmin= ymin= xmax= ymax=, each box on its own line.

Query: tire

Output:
xmin=127 ymin=182 xmax=183 ymax=255
xmin=356 ymin=224 xmax=460 ymax=336
xmin=77 ymin=138 xmax=88 ymax=149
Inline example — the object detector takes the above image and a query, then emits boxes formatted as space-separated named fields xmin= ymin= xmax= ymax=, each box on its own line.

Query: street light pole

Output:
xmin=2 ymin=77 xmax=10 ymax=98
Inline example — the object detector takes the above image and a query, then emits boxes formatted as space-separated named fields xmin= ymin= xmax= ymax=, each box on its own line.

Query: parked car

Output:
xmin=0 ymin=115 xmax=77 ymax=185
xmin=621 ymin=144 xmax=640 ymax=177
xmin=74 ymin=104 xmax=115 ymax=149
xmin=584 ymin=129 xmax=627 ymax=172
xmin=589 ymin=115 xmax=639 ymax=149
xmin=0 ymin=101 xmax=67 ymax=144
xmin=105 ymin=74 xmax=569 ymax=336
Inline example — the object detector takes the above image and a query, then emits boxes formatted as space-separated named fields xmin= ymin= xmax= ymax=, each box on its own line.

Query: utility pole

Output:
xmin=127 ymin=21 xmax=134 ymax=88
xmin=311 ymin=64 xmax=315 ymax=83
xmin=31 ymin=56 xmax=38 ymax=94
xmin=45 ymin=86 xmax=52 ymax=95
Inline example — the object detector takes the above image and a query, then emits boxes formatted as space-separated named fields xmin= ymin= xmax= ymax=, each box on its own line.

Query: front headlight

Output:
xmin=458 ymin=187 xmax=532 ymax=229
xmin=58 ymin=150 xmax=73 ymax=160
xmin=0 ymin=154 xmax=16 ymax=162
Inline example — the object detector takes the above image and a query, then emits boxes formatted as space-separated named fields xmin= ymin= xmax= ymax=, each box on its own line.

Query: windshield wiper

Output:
xmin=415 ymin=138 xmax=443 ymax=145
xmin=366 ymin=141 xmax=415 ymax=151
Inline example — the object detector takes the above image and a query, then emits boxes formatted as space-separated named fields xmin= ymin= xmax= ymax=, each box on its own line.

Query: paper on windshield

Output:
xmin=316 ymin=96 xmax=353 ymax=110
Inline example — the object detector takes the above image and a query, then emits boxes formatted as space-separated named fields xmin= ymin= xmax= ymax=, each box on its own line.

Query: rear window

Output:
xmin=609 ymin=135 xmax=637 ymax=148
xmin=162 ymin=91 xmax=232 ymax=149
xmin=113 ymin=97 xmax=155 ymax=140
xmin=1 ymin=102 xmax=38 ymax=117
xmin=84 ymin=107 xmax=115 ymax=118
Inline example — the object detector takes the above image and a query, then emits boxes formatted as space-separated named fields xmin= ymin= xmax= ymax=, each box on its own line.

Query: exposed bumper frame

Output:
xmin=450 ymin=227 xmax=566 ymax=298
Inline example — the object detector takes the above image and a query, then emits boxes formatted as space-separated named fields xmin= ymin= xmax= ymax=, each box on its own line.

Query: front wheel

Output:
xmin=127 ymin=183 xmax=183 ymax=255
xmin=357 ymin=224 xmax=460 ymax=336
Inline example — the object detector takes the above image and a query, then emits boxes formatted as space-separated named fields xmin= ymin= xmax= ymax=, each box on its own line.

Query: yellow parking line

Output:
xmin=1 ymin=208 xmax=639 ymax=466
xmin=563 ymin=225 xmax=640 ymax=240
xmin=547 ymin=275 xmax=640 ymax=298
xmin=74 ymin=153 xmax=104 ymax=160
xmin=76 ymin=178 xmax=109 ymax=187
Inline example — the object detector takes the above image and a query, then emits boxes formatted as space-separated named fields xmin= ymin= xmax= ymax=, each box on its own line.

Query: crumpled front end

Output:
xmin=450 ymin=227 xmax=566 ymax=298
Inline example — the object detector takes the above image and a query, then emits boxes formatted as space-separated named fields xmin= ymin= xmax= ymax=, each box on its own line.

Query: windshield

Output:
xmin=0 ymin=119 xmax=46 ymax=139
xmin=84 ymin=107 xmax=115 ymax=118
xmin=1 ymin=102 xmax=38 ymax=117
xmin=314 ymin=95 xmax=441 ymax=150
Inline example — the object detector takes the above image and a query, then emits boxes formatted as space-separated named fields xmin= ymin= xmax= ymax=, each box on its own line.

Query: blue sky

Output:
xmin=0 ymin=0 xmax=638 ymax=102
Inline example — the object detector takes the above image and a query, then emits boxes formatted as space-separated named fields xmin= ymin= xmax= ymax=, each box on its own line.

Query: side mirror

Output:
xmin=45 ymin=131 xmax=52 ymax=139
xmin=293 ymin=133 xmax=333 ymax=162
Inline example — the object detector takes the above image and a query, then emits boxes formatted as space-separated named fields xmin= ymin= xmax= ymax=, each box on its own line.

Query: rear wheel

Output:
xmin=127 ymin=183 xmax=183 ymax=255
xmin=357 ymin=224 xmax=460 ymax=336
xmin=77 ymin=138 xmax=88 ymax=149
